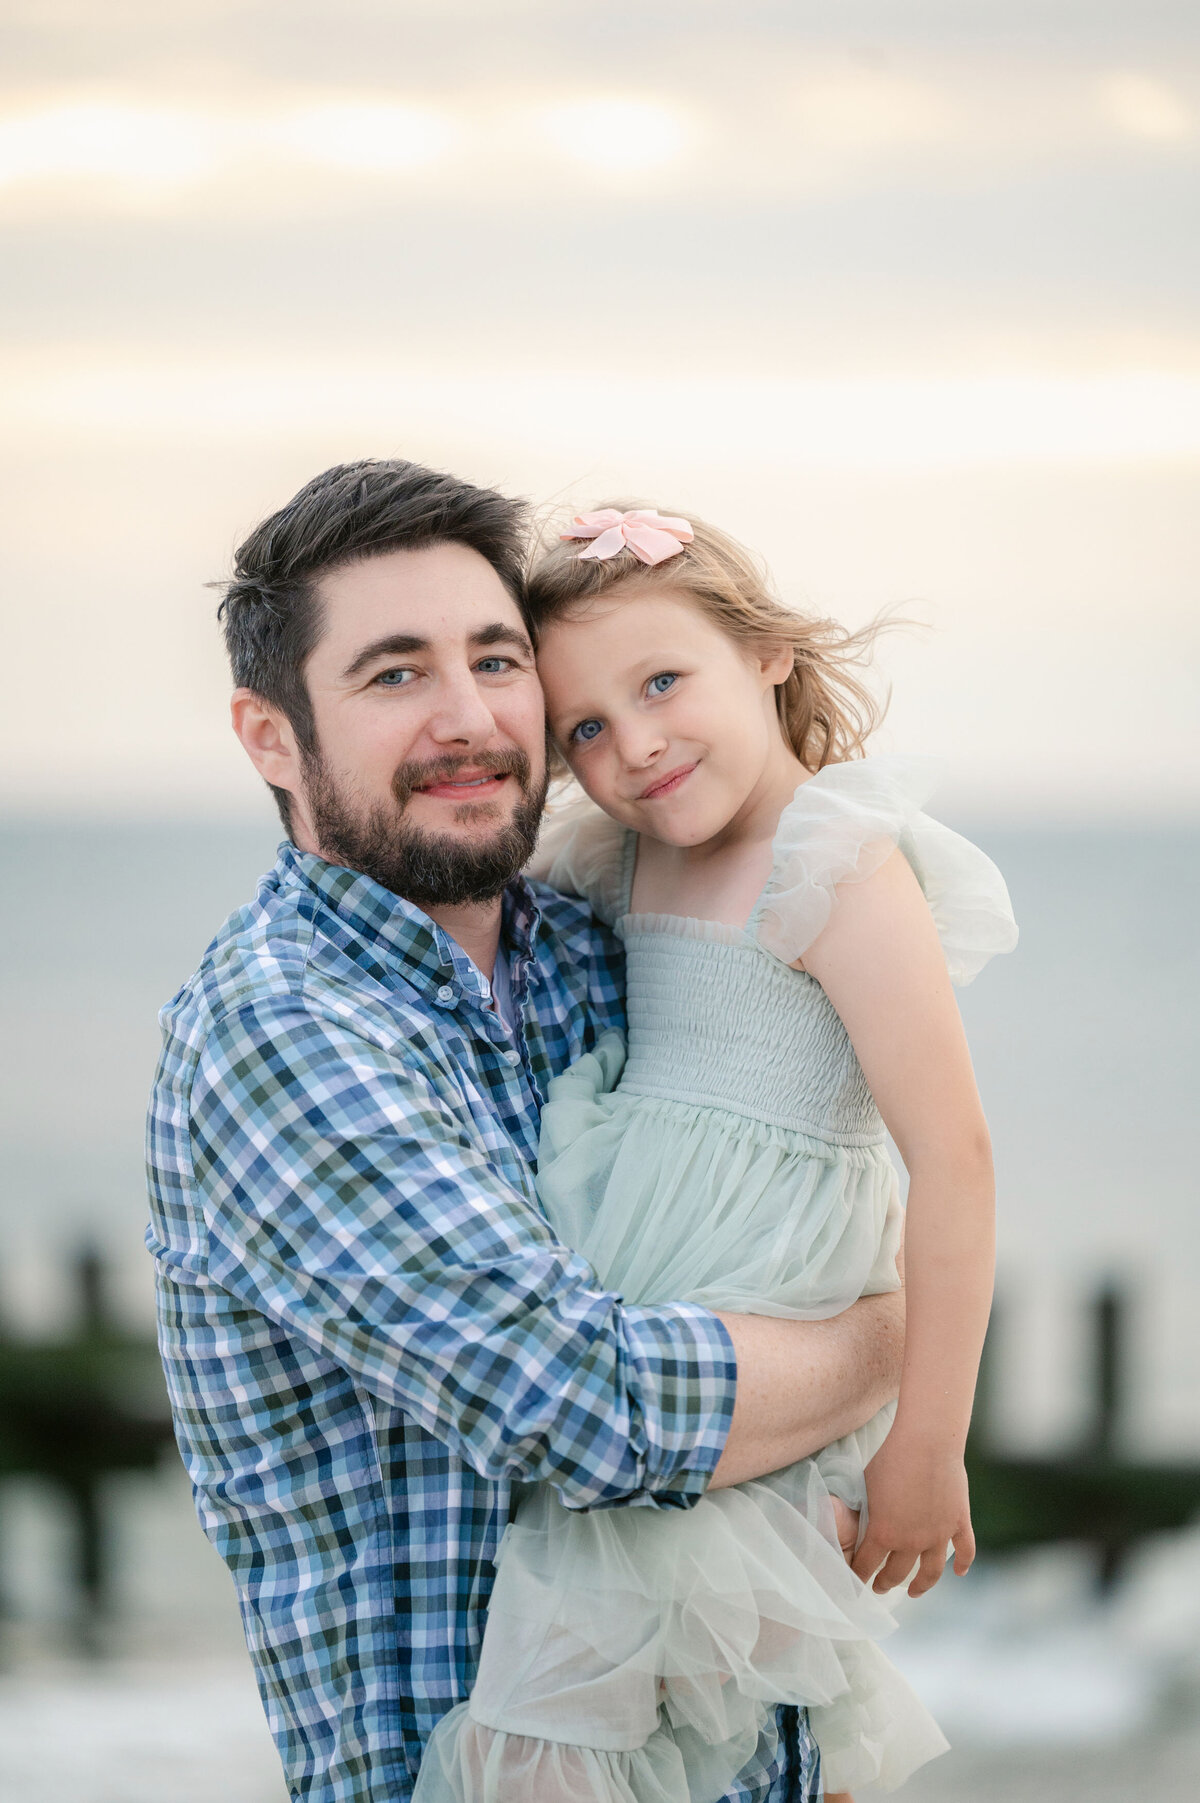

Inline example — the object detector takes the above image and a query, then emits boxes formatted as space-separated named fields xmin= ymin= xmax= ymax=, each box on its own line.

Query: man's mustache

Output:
xmin=391 ymin=749 xmax=533 ymax=809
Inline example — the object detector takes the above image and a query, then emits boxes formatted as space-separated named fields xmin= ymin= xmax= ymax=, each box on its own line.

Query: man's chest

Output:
xmin=408 ymin=996 xmax=592 ymax=1188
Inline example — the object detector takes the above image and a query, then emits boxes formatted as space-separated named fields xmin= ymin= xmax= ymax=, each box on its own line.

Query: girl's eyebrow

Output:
xmin=548 ymin=690 xmax=607 ymax=738
xmin=548 ymin=703 xmax=588 ymax=734
xmin=545 ymin=648 xmax=685 ymax=731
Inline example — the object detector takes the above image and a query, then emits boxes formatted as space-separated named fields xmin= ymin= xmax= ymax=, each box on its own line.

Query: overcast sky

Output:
xmin=2 ymin=0 xmax=1197 ymax=819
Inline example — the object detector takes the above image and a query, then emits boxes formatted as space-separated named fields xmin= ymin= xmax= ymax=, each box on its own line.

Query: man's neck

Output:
xmin=421 ymin=896 xmax=504 ymax=981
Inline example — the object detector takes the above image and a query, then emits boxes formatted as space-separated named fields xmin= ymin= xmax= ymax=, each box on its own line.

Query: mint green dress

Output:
xmin=415 ymin=758 xmax=1018 ymax=1803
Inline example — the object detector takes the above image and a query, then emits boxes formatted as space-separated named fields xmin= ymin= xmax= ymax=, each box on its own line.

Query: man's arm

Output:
xmin=188 ymin=994 xmax=736 ymax=1514
xmin=708 ymin=1291 xmax=905 ymax=1490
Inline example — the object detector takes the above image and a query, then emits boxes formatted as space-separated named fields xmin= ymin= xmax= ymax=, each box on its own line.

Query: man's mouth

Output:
xmin=393 ymin=748 xmax=533 ymax=813
xmin=411 ymin=769 xmax=511 ymax=802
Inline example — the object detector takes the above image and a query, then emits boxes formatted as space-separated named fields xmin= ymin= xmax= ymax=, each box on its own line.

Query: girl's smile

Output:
xmin=638 ymin=761 xmax=698 ymax=802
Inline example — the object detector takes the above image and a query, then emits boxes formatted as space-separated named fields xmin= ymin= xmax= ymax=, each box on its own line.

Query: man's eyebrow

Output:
xmin=341 ymin=622 xmax=533 ymax=683
xmin=340 ymin=634 xmax=428 ymax=681
xmin=470 ymin=622 xmax=534 ymax=656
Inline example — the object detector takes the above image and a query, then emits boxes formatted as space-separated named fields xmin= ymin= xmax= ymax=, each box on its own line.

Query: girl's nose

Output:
xmin=614 ymin=720 xmax=668 ymax=769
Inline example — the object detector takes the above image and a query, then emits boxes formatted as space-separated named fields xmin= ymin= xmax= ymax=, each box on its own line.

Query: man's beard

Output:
xmin=304 ymin=745 xmax=548 ymax=908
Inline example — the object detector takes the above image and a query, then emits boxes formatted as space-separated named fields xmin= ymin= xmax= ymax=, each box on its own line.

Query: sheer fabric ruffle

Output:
xmin=753 ymin=756 xmax=1018 ymax=984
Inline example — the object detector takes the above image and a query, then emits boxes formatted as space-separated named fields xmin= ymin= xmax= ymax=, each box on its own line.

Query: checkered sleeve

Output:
xmin=189 ymin=995 xmax=736 ymax=1512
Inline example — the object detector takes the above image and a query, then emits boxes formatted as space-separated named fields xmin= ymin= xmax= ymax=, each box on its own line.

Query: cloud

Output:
xmin=266 ymin=101 xmax=457 ymax=172
xmin=0 ymin=101 xmax=227 ymax=189
xmin=786 ymin=66 xmax=954 ymax=152
xmin=1099 ymin=71 xmax=1194 ymax=140
xmin=0 ymin=49 xmax=1195 ymax=218
xmin=536 ymin=96 xmax=692 ymax=175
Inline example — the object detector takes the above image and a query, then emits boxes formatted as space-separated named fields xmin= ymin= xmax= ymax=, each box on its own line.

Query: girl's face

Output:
xmin=536 ymin=583 xmax=797 ymax=847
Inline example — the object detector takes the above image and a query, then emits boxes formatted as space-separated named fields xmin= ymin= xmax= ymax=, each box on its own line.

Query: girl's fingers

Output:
xmin=853 ymin=1531 xmax=973 ymax=1594
xmin=849 ymin=1532 xmax=887 ymax=1586
xmin=831 ymin=1498 xmax=860 ymax=1560
xmin=907 ymin=1544 xmax=947 ymax=1598
xmin=952 ymin=1524 xmax=976 ymax=1576
xmin=871 ymin=1548 xmax=918 ymax=1594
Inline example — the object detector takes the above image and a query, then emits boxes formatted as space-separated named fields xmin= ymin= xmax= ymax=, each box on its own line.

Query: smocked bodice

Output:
xmin=617 ymin=916 xmax=884 ymax=1145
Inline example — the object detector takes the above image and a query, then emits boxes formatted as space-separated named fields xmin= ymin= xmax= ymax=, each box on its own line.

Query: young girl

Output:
xmin=414 ymin=505 xmax=1017 ymax=1802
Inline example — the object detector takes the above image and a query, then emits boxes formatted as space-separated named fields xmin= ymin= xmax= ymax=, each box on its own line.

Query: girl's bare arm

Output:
xmin=802 ymin=848 xmax=996 ymax=1597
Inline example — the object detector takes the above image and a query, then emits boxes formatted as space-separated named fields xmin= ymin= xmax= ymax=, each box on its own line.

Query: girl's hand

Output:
xmin=850 ymin=1429 xmax=975 ymax=1599
xmin=831 ymin=1497 xmax=860 ymax=1562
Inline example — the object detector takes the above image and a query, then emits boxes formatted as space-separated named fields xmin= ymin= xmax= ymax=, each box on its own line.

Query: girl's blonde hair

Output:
xmin=526 ymin=501 xmax=891 ymax=769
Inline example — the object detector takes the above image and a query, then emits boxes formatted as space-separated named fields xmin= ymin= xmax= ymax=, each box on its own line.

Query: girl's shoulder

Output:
xmin=525 ymin=788 xmax=631 ymax=927
xmin=754 ymin=755 xmax=1019 ymax=985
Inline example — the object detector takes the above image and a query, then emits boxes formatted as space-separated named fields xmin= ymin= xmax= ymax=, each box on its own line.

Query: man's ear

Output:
xmin=231 ymin=690 xmax=303 ymax=796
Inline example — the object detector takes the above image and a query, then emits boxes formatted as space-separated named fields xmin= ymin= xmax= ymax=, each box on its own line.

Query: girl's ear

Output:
xmin=757 ymin=641 xmax=795 ymax=687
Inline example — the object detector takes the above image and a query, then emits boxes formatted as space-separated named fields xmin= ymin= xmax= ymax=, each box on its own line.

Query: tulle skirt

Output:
xmin=413 ymin=1037 xmax=947 ymax=1800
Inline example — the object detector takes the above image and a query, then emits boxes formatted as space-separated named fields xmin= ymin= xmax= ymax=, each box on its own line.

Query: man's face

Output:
xmin=294 ymin=542 xmax=548 ymax=906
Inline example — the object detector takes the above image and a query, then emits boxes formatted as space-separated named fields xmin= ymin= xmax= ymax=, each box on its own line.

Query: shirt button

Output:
xmin=436 ymin=985 xmax=454 ymax=1003
xmin=503 ymin=1048 xmax=521 ymax=1066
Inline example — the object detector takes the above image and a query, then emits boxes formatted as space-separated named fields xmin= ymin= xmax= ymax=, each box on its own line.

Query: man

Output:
xmin=146 ymin=458 xmax=904 ymax=1802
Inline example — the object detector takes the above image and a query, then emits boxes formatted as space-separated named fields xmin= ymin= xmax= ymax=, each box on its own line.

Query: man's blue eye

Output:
xmin=376 ymin=668 xmax=413 ymax=686
xmin=647 ymin=672 xmax=677 ymax=696
xmin=571 ymin=719 xmax=604 ymax=744
xmin=476 ymin=657 xmax=510 ymax=674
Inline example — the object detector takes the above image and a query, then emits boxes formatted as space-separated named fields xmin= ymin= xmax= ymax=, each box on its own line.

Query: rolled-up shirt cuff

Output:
xmin=564 ymin=1301 xmax=738 ymax=1513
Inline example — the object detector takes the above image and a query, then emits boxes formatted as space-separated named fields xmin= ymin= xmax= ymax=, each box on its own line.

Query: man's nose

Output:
xmin=425 ymin=667 xmax=499 ymax=747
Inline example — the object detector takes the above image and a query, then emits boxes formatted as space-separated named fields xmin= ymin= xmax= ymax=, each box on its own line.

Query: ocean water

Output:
xmin=2 ymin=814 xmax=1197 ymax=1442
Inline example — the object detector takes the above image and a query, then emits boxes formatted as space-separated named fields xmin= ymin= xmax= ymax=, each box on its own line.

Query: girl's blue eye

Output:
xmin=571 ymin=718 xmax=604 ymax=745
xmin=647 ymin=672 xmax=677 ymax=696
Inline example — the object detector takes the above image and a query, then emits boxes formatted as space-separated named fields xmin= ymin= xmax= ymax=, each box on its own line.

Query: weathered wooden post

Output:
xmin=966 ymin=1285 xmax=1200 ymax=1589
xmin=0 ymin=1244 xmax=176 ymax=1639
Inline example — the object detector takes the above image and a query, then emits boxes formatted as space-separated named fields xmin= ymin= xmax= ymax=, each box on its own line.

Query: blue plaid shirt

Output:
xmin=145 ymin=843 xmax=819 ymax=1801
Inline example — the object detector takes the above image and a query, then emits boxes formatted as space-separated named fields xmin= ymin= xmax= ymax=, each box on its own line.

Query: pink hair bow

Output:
xmin=561 ymin=507 xmax=694 ymax=566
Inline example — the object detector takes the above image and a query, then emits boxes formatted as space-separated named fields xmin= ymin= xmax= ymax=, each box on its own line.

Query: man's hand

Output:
xmin=850 ymin=1426 xmax=975 ymax=1598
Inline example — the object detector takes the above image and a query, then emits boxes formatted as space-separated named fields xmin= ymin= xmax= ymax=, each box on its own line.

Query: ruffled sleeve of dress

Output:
xmin=755 ymin=755 xmax=1018 ymax=985
xmin=525 ymin=788 xmax=630 ymax=927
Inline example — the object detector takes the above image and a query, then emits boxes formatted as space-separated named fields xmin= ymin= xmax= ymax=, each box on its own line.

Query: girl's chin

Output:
xmin=600 ymin=788 xmax=725 ymax=846
xmin=641 ymin=808 xmax=722 ymax=848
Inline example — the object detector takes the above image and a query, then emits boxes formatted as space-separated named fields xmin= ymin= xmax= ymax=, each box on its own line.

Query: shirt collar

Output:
xmin=275 ymin=841 xmax=545 ymax=1007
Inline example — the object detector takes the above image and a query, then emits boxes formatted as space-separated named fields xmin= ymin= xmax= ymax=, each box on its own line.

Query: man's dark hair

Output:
xmin=217 ymin=458 xmax=531 ymax=833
